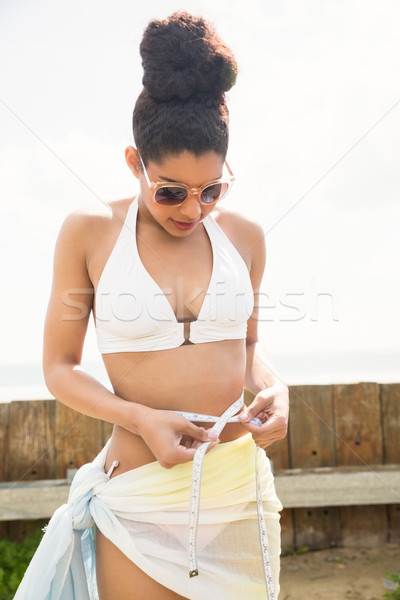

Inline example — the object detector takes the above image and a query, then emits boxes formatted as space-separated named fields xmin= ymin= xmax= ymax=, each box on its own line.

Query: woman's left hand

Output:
xmin=238 ymin=383 xmax=289 ymax=448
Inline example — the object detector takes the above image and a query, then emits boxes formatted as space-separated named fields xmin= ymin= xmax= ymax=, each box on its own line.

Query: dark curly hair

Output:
xmin=132 ymin=11 xmax=238 ymax=165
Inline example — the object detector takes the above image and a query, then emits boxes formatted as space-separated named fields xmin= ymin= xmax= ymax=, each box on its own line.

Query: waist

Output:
xmin=98 ymin=433 xmax=264 ymax=508
xmin=105 ymin=392 xmax=253 ymax=473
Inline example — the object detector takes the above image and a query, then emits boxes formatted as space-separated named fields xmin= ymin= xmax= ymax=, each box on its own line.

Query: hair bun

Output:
xmin=140 ymin=11 xmax=237 ymax=102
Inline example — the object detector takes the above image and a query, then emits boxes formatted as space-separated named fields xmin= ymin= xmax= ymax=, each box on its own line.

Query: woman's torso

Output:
xmin=85 ymin=197 xmax=254 ymax=472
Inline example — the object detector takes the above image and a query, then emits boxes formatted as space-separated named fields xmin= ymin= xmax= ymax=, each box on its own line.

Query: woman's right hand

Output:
xmin=134 ymin=405 xmax=220 ymax=469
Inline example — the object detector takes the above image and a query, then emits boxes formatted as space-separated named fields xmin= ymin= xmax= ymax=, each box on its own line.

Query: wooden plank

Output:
xmin=8 ymin=400 xmax=56 ymax=481
xmin=0 ymin=521 xmax=7 ymax=538
xmin=381 ymin=383 xmax=400 ymax=464
xmin=0 ymin=402 xmax=10 ymax=481
xmin=102 ymin=420 xmax=114 ymax=444
xmin=7 ymin=401 xmax=56 ymax=539
xmin=286 ymin=385 xmax=337 ymax=549
xmin=294 ymin=506 xmax=341 ymax=550
xmin=388 ymin=504 xmax=400 ymax=543
xmin=6 ymin=520 xmax=45 ymax=543
xmin=0 ymin=480 xmax=69 ymax=520
xmin=267 ymin=438 xmax=290 ymax=471
xmin=55 ymin=402 xmax=103 ymax=478
xmin=340 ymin=505 xmax=387 ymax=546
xmin=289 ymin=385 xmax=335 ymax=469
xmin=333 ymin=382 xmax=382 ymax=466
xmin=280 ymin=508 xmax=295 ymax=551
xmin=274 ymin=468 xmax=400 ymax=508
xmin=2 ymin=466 xmax=399 ymax=520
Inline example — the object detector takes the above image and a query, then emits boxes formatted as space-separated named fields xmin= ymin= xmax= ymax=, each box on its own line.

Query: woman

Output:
xmin=15 ymin=11 xmax=288 ymax=600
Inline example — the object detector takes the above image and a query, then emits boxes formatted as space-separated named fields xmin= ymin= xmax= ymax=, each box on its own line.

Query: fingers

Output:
xmin=237 ymin=385 xmax=289 ymax=449
xmin=238 ymin=393 xmax=274 ymax=424
xmin=139 ymin=410 xmax=223 ymax=469
xmin=241 ymin=414 xmax=288 ymax=448
xmin=183 ymin=421 xmax=219 ymax=443
xmin=163 ymin=438 xmax=219 ymax=468
xmin=180 ymin=435 xmax=219 ymax=450
xmin=180 ymin=435 xmax=194 ymax=449
xmin=241 ymin=412 xmax=287 ymax=435
xmin=158 ymin=421 xmax=220 ymax=468
xmin=239 ymin=418 xmax=265 ymax=433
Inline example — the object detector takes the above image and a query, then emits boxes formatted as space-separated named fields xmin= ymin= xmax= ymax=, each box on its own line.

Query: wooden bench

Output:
xmin=1 ymin=465 xmax=399 ymax=520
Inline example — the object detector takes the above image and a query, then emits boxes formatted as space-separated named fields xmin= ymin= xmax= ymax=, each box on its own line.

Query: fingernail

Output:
xmin=239 ymin=412 xmax=249 ymax=421
xmin=208 ymin=430 xmax=218 ymax=440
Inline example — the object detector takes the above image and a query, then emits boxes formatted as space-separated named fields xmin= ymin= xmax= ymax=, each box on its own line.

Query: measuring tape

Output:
xmin=171 ymin=394 xmax=277 ymax=600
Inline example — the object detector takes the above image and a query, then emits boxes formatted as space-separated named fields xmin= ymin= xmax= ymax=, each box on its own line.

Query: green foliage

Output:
xmin=0 ymin=528 xmax=43 ymax=600
xmin=384 ymin=572 xmax=400 ymax=600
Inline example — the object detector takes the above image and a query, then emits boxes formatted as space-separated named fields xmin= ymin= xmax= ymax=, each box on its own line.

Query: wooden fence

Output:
xmin=0 ymin=381 xmax=399 ymax=549
xmin=258 ymin=382 xmax=400 ymax=550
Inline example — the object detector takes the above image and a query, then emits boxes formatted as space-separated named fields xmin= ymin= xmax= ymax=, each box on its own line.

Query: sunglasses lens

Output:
xmin=154 ymin=187 xmax=188 ymax=206
xmin=201 ymin=183 xmax=229 ymax=204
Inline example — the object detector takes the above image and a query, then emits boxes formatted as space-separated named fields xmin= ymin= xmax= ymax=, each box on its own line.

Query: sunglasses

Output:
xmin=140 ymin=157 xmax=235 ymax=206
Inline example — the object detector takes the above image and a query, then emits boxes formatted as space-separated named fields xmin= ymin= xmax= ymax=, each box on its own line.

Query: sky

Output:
xmin=0 ymin=0 xmax=399 ymax=380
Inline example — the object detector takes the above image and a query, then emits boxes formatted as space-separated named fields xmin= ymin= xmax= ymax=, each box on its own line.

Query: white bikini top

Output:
xmin=94 ymin=199 xmax=254 ymax=353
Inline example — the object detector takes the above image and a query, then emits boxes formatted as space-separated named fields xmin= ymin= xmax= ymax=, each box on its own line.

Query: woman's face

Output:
xmin=129 ymin=149 xmax=226 ymax=238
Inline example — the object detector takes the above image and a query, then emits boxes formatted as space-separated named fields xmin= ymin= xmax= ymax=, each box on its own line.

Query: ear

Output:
xmin=125 ymin=146 xmax=141 ymax=179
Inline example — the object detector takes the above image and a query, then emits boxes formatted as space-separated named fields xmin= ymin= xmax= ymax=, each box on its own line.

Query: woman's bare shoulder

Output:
xmin=57 ymin=198 xmax=133 ymax=247
xmin=212 ymin=205 xmax=265 ymax=253
xmin=61 ymin=197 xmax=132 ymax=230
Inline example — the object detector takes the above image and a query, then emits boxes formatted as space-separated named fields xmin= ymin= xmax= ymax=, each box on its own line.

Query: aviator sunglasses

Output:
xmin=140 ymin=157 xmax=235 ymax=206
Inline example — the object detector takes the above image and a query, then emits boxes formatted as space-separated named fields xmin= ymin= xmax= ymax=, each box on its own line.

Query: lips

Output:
xmin=171 ymin=219 xmax=198 ymax=230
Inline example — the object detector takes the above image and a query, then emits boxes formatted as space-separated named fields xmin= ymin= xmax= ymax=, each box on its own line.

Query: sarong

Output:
xmin=14 ymin=402 xmax=282 ymax=599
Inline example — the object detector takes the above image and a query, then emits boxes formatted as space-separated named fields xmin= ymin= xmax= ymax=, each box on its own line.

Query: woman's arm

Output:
xmin=43 ymin=210 xmax=218 ymax=468
xmin=237 ymin=222 xmax=289 ymax=448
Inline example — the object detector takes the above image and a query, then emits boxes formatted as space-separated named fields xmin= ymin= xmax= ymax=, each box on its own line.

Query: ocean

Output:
xmin=0 ymin=349 xmax=398 ymax=402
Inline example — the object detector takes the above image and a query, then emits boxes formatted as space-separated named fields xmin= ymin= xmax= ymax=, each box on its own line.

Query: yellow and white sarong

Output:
xmin=14 ymin=397 xmax=282 ymax=600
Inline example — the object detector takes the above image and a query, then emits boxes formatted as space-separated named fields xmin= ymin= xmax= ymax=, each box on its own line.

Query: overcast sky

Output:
xmin=1 ymin=0 xmax=399 ymax=371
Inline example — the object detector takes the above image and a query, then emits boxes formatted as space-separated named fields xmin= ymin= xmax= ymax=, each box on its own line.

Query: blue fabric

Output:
xmin=13 ymin=462 xmax=107 ymax=599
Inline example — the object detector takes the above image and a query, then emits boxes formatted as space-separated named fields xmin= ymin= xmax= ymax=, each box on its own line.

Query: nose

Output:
xmin=179 ymin=190 xmax=202 ymax=219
